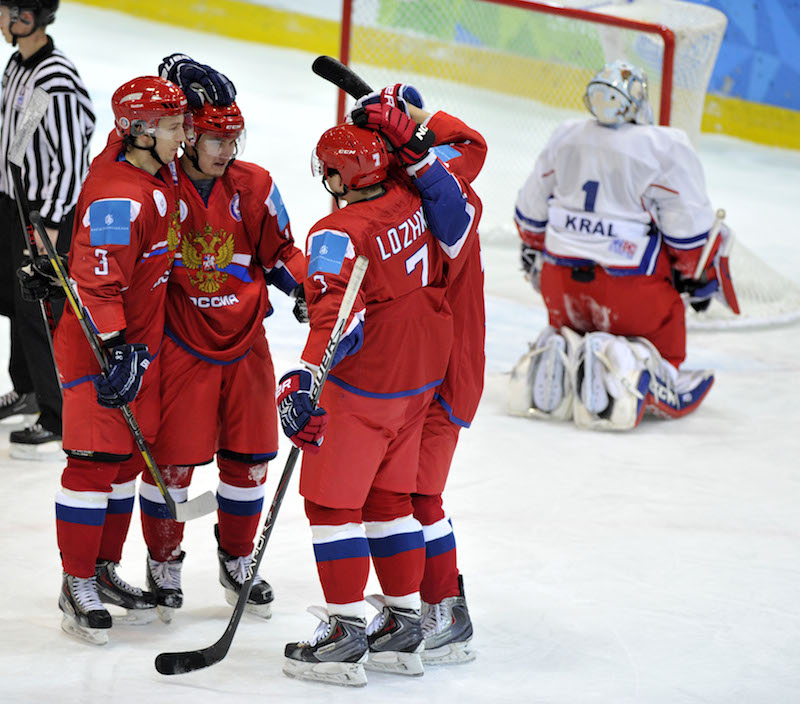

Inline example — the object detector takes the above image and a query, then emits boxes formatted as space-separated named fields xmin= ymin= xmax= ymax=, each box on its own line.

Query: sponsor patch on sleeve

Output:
xmin=308 ymin=230 xmax=349 ymax=276
xmin=89 ymin=200 xmax=131 ymax=246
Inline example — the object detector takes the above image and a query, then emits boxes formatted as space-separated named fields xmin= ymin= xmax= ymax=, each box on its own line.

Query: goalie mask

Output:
xmin=584 ymin=61 xmax=654 ymax=126
xmin=311 ymin=124 xmax=389 ymax=190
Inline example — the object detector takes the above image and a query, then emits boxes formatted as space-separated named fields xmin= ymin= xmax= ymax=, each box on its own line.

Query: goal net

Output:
xmin=339 ymin=0 xmax=800 ymax=329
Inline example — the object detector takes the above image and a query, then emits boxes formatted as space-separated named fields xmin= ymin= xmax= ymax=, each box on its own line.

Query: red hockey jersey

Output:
xmin=166 ymin=160 xmax=305 ymax=362
xmin=301 ymin=143 xmax=481 ymax=398
xmin=55 ymin=131 xmax=181 ymax=383
xmin=428 ymin=112 xmax=487 ymax=427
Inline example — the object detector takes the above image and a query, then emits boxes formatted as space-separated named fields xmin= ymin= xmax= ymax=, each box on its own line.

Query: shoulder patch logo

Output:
xmin=153 ymin=189 xmax=168 ymax=217
xmin=230 ymin=193 xmax=242 ymax=222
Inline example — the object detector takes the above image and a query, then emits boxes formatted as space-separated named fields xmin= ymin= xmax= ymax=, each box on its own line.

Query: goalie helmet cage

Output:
xmin=337 ymin=0 xmax=800 ymax=329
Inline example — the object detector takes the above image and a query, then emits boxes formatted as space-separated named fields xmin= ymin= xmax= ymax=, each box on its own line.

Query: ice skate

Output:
xmin=8 ymin=421 xmax=64 ymax=461
xmin=95 ymin=559 xmax=157 ymax=624
xmin=283 ymin=606 xmax=368 ymax=687
xmin=59 ymin=573 xmax=112 ymax=646
xmin=215 ymin=524 xmax=273 ymax=618
xmin=364 ymin=595 xmax=425 ymax=676
xmin=421 ymin=577 xmax=476 ymax=665
xmin=146 ymin=550 xmax=185 ymax=623
xmin=0 ymin=389 xmax=38 ymax=425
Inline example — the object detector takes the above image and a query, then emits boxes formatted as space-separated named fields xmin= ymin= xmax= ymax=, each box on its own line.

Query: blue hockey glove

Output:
xmin=353 ymin=83 xmax=424 ymax=117
xmin=276 ymin=368 xmax=328 ymax=454
xmin=93 ymin=342 xmax=152 ymax=409
xmin=159 ymin=53 xmax=236 ymax=107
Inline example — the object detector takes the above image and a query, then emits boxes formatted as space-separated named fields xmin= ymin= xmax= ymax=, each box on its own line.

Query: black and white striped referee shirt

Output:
xmin=0 ymin=36 xmax=95 ymax=227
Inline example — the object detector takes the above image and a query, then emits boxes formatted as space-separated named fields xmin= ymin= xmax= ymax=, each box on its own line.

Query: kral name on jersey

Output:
xmin=375 ymin=206 xmax=427 ymax=261
xmin=189 ymin=293 xmax=240 ymax=308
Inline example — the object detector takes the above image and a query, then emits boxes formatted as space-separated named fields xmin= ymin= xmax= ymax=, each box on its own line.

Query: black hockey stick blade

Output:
xmin=312 ymin=55 xmax=372 ymax=99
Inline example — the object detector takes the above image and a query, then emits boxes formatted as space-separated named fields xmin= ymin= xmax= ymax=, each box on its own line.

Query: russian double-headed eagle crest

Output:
xmin=182 ymin=223 xmax=235 ymax=293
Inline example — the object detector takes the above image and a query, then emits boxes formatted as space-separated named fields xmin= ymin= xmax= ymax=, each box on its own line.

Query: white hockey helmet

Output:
xmin=583 ymin=60 xmax=654 ymax=126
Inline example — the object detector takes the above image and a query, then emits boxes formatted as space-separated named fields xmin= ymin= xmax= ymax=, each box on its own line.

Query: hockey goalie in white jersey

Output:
xmin=509 ymin=60 xmax=739 ymax=431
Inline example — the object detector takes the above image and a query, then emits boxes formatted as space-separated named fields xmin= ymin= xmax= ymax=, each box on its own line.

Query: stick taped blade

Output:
xmin=9 ymin=88 xmax=50 ymax=167
xmin=174 ymin=491 xmax=218 ymax=522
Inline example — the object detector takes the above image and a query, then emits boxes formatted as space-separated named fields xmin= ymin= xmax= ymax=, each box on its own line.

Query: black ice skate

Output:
xmin=59 ymin=573 xmax=112 ymax=646
xmin=283 ymin=606 xmax=368 ymax=687
xmin=421 ymin=575 xmax=476 ymax=664
xmin=215 ymin=524 xmax=273 ymax=618
xmin=0 ymin=389 xmax=38 ymax=422
xmin=146 ymin=550 xmax=185 ymax=623
xmin=95 ymin=559 xmax=157 ymax=624
xmin=8 ymin=422 xmax=62 ymax=461
xmin=364 ymin=595 xmax=425 ymax=676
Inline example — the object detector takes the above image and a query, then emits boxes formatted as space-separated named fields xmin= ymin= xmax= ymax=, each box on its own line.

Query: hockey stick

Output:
xmin=155 ymin=254 xmax=369 ymax=676
xmin=312 ymin=55 xmax=372 ymax=100
xmin=693 ymin=208 xmax=727 ymax=279
xmin=7 ymin=87 xmax=59 ymax=359
xmin=27 ymin=211 xmax=217 ymax=523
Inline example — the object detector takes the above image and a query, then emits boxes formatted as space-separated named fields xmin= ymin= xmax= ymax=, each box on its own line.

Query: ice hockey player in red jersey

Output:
xmin=277 ymin=105 xmax=482 ymax=686
xmin=354 ymin=83 xmax=487 ymax=665
xmin=510 ymin=60 xmax=739 ymax=431
xmin=53 ymin=75 xmax=189 ymax=644
xmin=137 ymin=55 xmax=306 ymax=622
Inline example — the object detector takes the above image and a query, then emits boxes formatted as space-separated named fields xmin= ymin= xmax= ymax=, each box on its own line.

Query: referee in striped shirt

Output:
xmin=0 ymin=0 xmax=94 ymax=458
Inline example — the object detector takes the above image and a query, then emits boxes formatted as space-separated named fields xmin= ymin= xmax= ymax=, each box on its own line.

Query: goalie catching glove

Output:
xmin=276 ymin=368 xmax=328 ymax=454
xmin=351 ymin=104 xmax=435 ymax=166
xmin=159 ymin=53 xmax=236 ymax=107
xmin=92 ymin=339 xmax=152 ymax=409
xmin=17 ymin=254 xmax=67 ymax=302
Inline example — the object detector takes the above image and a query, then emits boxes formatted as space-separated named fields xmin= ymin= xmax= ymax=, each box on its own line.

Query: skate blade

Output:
xmin=156 ymin=604 xmax=176 ymax=624
xmin=283 ymin=657 xmax=367 ymax=687
xmin=9 ymin=440 xmax=64 ymax=461
xmin=111 ymin=607 xmax=158 ymax=625
xmin=224 ymin=589 xmax=272 ymax=619
xmin=60 ymin=614 xmax=109 ymax=646
xmin=0 ymin=412 xmax=38 ymax=426
xmin=365 ymin=648 xmax=424 ymax=676
xmin=422 ymin=639 xmax=476 ymax=665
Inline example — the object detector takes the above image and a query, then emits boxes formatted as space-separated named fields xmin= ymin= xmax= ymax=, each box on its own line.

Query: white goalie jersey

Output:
xmin=514 ymin=118 xmax=715 ymax=277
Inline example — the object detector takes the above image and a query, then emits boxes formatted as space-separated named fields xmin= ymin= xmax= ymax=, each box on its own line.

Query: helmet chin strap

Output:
xmin=322 ymin=175 xmax=347 ymax=200
xmin=8 ymin=10 xmax=37 ymax=46
xmin=130 ymin=136 xmax=167 ymax=167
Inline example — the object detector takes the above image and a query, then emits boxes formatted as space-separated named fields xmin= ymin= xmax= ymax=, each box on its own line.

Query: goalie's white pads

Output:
xmin=507 ymin=326 xmax=573 ymax=421
xmin=572 ymin=333 xmax=715 ymax=431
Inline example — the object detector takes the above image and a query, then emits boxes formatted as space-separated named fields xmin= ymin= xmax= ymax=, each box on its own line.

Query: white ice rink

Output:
xmin=1 ymin=3 xmax=799 ymax=703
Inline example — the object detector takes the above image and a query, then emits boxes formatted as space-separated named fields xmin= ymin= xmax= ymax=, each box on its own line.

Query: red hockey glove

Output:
xmin=351 ymin=104 xmax=435 ymax=165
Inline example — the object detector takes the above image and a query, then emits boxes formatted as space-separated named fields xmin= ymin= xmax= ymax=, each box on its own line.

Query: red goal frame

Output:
xmin=338 ymin=0 xmax=676 ymax=126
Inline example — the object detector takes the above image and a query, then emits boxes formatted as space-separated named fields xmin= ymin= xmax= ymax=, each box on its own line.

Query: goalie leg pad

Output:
xmin=572 ymin=332 xmax=650 ymax=431
xmin=632 ymin=337 xmax=715 ymax=418
xmin=507 ymin=326 xmax=573 ymax=421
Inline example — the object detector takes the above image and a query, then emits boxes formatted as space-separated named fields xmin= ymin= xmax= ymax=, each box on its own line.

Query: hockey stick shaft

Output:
xmin=155 ymin=254 xmax=369 ymax=676
xmin=6 ymin=87 xmax=59 ymax=371
xmin=312 ymin=55 xmax=372 ymax=99
xmin=693 ymin=208 xmax=726 ymax=279
xmin=28 ymin=211 xmax=216 ymax=523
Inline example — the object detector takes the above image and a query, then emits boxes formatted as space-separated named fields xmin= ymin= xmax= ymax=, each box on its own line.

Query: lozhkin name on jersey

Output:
xmin=375 ymin=206 xmax=428 ymax=261
xmin=189 ymin=293 xmax=240 ymax=308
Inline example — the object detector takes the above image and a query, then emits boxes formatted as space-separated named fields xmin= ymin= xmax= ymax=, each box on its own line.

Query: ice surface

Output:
xmin=0 ymin=4 xmax=798 ymax=703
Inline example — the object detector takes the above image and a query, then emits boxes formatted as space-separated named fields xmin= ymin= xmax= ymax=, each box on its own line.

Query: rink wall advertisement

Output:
xmin=67 ymin=0 xmax=799 ymax=150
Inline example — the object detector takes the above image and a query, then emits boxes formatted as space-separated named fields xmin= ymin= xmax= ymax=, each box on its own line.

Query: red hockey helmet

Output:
xmin=190 ymin=101 xmax=246 ymax=158
xmin=311 ymin=124 xmax=389 ymax=189
xmin=111 ymin=76 xmax=189 ymax=139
